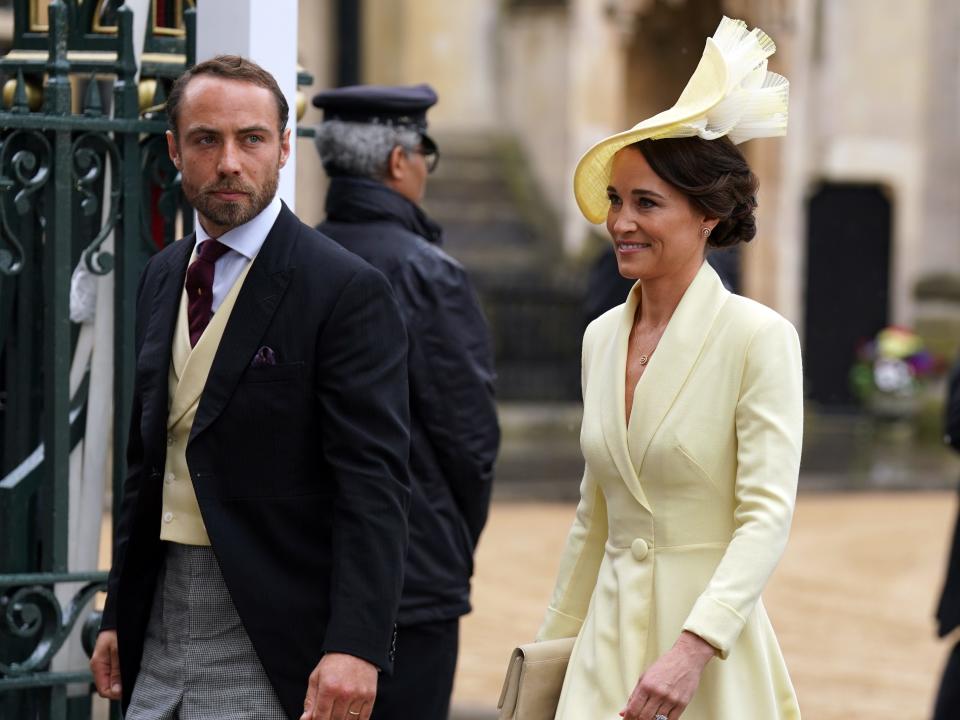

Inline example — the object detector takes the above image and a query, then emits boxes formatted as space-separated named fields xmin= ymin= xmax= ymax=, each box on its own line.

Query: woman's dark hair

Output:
xmin=631 ymin=136 xmax=759 ymax=248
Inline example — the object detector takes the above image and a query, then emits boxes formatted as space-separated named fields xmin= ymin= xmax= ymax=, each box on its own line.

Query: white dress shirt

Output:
xmin=193 ymin=195 xmax=282 ymax=313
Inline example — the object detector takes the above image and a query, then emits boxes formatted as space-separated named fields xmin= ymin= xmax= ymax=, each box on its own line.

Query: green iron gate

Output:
xmin=0 ymin=1 xmax=192 ymax=717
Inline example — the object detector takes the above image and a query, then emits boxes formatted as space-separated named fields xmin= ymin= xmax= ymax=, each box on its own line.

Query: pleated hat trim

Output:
xmin=573 ymin=16 xmax=789 ymax=224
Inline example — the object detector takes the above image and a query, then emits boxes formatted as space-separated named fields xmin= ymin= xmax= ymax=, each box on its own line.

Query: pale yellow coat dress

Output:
xmin=537 ymin=262 xmax=802 ymax=719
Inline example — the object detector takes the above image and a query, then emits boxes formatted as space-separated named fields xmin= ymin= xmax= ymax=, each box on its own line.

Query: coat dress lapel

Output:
xmin=600 ymin=261 xmax=729 ymax=509
xmin=189 ymin=204 xmax=297 ymax=441
xmin=598 ymin=284 xmax=651 ymax=510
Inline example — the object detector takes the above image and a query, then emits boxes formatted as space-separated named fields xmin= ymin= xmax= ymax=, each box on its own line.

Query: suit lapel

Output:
xmin=189 ymin=205 xmax=297 ymax=441
xmin=133 ymin=237 xmax=194 ymax=458
xmin=627 ymin=262 xmax=728 ymax=484
xmin=138 ymin=236 xmax=194 ymax=394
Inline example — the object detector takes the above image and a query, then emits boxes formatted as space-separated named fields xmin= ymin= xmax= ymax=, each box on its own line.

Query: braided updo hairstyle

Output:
xmin=631 ymin=136 xmax=759 ymax=248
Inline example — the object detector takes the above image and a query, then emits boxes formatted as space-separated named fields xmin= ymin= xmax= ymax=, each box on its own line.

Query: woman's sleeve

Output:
xmin=537 ymin=324 xmax=609 ymax=641
xmin=681 ymin=315 xmax=803 ymax=659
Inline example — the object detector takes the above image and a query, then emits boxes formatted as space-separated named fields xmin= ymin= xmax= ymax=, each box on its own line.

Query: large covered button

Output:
xmin=631 ymin=538 xmax=649 ymax=561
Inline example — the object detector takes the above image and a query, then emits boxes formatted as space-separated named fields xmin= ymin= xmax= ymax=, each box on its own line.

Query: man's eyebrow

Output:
xmin=186 ymin=125 xmax=221 ymax=136
xmin=184 ymin=125 xmax=273 ymax=136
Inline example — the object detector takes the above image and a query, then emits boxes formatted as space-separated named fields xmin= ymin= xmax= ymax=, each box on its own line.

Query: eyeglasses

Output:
xmin=411 ymin=146 xmax=440 ymax=174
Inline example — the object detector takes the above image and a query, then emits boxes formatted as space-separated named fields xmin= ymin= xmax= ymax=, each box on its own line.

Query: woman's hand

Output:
xmin=620 ymin=631 xmax=716 ymax=720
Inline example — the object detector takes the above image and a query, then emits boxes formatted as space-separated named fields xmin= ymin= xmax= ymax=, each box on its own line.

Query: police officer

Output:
xmin=312 ymin=84 xmax=500 ymax=720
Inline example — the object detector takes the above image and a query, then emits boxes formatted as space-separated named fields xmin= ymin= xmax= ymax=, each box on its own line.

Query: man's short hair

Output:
xmin=166 ymin=55 xmax=289 ymax=140
xmin=315 ymin=120 xmax=420 ymax=180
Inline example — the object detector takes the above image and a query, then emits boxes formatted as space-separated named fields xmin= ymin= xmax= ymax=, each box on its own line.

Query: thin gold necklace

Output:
xmin=633 ymin=326 xmax=664 ymax=366
xmin=637 ymin=345 xmax=656 ymax=366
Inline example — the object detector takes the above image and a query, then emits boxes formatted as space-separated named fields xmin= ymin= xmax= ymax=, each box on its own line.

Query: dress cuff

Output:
xmin=681 ymin=595 xmax=745 ymax=660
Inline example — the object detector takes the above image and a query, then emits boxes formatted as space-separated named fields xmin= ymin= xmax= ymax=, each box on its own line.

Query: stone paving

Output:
xmin=451 ymin=491 xmax=958 ymax=720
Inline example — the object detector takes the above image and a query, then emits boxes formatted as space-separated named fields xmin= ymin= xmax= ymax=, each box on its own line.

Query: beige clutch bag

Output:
xmin=496 ymin=636 xmax=576 ymax=720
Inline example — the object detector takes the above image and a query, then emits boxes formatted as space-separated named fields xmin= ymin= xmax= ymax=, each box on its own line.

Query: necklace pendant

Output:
xmin=638 ymin=354 xmax=649 ymax=366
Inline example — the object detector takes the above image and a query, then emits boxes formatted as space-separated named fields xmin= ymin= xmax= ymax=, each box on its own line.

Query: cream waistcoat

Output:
xmin=160 ymin=258 xmax=253 ymax=545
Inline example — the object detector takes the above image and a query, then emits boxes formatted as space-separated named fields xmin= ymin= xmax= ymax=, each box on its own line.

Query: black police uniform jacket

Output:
xmin=937 ymin=358 xmax=960 ymax=637
xmin=101 ymin=204 xmax=411 ymax=718
xmin=319 ymin=176 xmax=500 ymax=625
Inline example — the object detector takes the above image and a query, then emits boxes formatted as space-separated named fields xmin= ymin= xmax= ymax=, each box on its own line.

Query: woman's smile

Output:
xmin=616 ymin=241 xmax=653 ymax=252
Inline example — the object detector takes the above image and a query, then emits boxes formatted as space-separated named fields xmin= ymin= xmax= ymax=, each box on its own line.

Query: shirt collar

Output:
xmin=194 ymin=195 xmax=282 ymax=259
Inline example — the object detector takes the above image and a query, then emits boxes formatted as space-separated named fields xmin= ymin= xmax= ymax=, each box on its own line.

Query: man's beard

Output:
xmin=183 ymin=169 xmax=279 ymax=232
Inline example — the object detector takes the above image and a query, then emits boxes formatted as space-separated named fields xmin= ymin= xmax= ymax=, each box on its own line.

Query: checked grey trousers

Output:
xmin=126 ymin=543 xmax=287 ymax=720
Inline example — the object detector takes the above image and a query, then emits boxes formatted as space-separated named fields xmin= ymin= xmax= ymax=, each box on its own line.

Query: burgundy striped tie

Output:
xmin=185 ymin=239 xmax=231 ymax=347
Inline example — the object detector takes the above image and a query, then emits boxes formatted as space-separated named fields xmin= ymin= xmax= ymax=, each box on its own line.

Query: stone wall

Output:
xmin=499 ymin=6 xmax=571 ymax=235
xmin=812 ymin=0 xmax=931 ymax=326
xmin=363 ymin=0 xmax=499 ymax=131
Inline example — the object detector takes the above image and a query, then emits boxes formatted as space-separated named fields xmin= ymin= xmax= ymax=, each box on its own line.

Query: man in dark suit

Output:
xmin=89 ymin=56 xmax=411 ymax=720
xmin=312 ymin=85 xmax=499 ymax=720
xmin=934 ymin=355 xmax=960 ymax=719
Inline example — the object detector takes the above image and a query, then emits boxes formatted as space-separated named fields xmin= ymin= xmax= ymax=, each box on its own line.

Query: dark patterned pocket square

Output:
xmin=250 ymin=346 xmax=277 ymax=368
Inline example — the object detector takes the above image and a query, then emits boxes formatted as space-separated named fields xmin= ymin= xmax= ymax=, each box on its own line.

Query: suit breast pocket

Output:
xmin=242 ymin=361 xmax=305 ymax=384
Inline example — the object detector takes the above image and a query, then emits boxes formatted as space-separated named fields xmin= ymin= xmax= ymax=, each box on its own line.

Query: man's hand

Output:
xmin=300 ymin=652 xmax=378 ymax=720
xmin=90 ymin=630 xmax=122 ymax=701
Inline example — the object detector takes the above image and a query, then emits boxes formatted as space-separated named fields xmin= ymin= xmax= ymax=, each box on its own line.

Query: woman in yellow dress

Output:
xmin=537 ymin=18 xmax=802 ymax=720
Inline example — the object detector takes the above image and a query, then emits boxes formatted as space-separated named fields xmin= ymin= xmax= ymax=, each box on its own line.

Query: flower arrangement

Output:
xmin=850 ymin=326 xmax=942 ymax=417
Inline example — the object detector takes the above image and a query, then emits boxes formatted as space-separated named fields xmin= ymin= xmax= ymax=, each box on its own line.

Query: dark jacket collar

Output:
xmin=324 ymin=176 xmax=443 ymax=245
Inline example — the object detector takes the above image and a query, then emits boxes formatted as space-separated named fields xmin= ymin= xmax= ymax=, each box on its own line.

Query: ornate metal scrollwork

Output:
xmin=0 ymin=578 xmax=107 ymax=676
xmin=73 ymin=131 xmax=122 ymax=275
xmin=141 ymin=132 xmax=182 ymax=252
xmin=0 ymin=130 xmax=53 ymax=276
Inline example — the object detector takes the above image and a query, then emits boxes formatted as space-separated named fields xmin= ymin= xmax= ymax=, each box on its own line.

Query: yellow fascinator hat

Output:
xmin=573 ymin=16 xmax=789 ymax=224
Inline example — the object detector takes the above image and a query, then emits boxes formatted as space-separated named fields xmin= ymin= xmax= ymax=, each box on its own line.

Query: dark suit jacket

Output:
xmin=101 ymin=204 xmax=412 ymax=718
xmin=937 ymin=358 xmax=960 ymax=637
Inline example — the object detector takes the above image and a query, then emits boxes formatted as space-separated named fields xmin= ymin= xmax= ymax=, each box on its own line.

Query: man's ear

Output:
xmin=166 ymin=130 xmax=182 ymax=170
xmin=386 ymin=145 xmax=406 ymax=181
xmin=278 ymin=127 xmax=292 ymax=169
